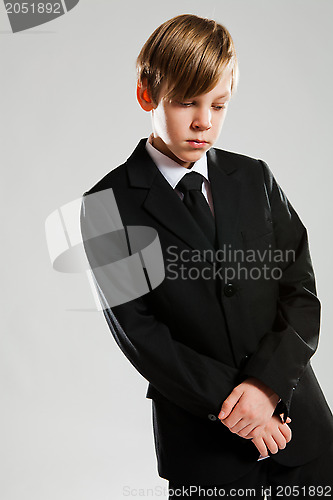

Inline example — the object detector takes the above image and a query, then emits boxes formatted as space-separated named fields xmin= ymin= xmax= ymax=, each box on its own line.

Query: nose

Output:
xmin=192 ymin=107 xmax=212 ymax=130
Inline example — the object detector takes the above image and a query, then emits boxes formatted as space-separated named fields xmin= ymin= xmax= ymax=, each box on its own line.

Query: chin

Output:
xmin=185 ymin=152 xmax=206 ymax=161
xmin=171 ymin=148 xmax=206 ymax=166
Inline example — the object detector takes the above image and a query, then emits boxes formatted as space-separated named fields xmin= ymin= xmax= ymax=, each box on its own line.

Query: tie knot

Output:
xmin=176 ymin=172 xmax=204 ymax=193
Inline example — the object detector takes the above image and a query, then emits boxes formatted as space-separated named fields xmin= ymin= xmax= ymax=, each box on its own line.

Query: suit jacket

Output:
xmin=80 ymin=138 xmax=333 ymax=484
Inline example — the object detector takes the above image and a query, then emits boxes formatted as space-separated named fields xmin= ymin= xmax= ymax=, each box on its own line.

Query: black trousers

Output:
xmin=168 ymin=441 xmax=333 ymax=499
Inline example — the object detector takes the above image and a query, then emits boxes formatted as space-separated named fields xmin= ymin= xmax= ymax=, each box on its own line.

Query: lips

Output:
xmin=187 ymin=140 xmax=207 ymax=143
xmin=186 ymin=140 xmax=208 ymax=148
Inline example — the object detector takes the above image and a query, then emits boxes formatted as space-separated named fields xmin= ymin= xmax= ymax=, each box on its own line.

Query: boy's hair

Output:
xmin=136 ymin=14 xmax=239 ymax=105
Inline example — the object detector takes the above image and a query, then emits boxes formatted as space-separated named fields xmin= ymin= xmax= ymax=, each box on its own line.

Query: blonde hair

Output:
xmin=136 ymin=14 xmax=239 ymax=105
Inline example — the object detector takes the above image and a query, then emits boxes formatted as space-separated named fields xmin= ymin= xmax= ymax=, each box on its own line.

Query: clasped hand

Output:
xmin=218 ymin=377 xmax=292 ymax=457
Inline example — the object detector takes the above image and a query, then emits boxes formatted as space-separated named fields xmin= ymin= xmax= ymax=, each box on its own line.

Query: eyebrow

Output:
xmin=215 ymin=93 xmax=231 ymax=99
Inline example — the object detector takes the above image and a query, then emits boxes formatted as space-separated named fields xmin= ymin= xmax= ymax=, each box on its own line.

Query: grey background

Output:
xmin=1 ymin=0 xmax=332 ymax=498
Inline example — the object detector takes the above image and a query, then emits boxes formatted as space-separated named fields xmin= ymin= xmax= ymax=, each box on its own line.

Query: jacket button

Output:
xmin=208 ymin=414 xmax=217 ymax=421
xmin=224 ymin=283 xmax=236 ymax=297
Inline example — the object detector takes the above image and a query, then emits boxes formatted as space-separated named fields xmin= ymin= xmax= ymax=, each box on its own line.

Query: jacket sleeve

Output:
xmin=80 ymin=190 xmax=240 ymax=420
xmin=240 ymin=159 xmax=321 ymax=419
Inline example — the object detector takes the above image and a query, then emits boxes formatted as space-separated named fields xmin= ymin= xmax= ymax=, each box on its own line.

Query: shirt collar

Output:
xmin=145 ymin=133 xmax=209 ymax=189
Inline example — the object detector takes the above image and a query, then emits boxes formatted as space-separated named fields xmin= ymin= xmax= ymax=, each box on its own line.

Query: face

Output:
xmin=150 ymin=68 xmax=232 ymax=168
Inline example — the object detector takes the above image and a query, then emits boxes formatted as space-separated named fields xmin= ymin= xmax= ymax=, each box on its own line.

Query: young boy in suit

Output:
xmin=81 ymin=14 xmax=333 ymax=498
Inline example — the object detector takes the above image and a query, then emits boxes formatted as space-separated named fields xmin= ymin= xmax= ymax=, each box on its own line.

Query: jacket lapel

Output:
xmin=207 ymin=148 xmax=242 ymax=250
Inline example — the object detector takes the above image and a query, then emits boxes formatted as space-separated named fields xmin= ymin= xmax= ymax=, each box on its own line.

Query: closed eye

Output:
xmin=177 ymin=101 xmax=227 ymax=110
xmin=178 ymin=102 xmax=193 ymax=107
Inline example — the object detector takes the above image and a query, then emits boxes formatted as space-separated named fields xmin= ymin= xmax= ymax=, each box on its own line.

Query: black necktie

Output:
xmin=176 ymin=172 xmax=216 ymax=248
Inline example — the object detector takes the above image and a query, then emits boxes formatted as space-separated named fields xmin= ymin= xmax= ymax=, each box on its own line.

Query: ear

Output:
xmin=136 ymin=79 xmax=156 ymax=112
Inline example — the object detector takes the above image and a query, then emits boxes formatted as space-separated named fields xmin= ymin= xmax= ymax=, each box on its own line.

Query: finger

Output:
xmin=271 ymin=429 xmax=287 ymax=450
xmin=252 ymin=438 xmax=268 ymax=457
xmin=219 ymin=388 xmax=242 ymax=420
xmin=221 ymin=411 xmax=243 ymax=430
xmin=237 ymin=424 xmax=257 ymax=439
xmin=263 ymin=435 xmax=279 ymax=455
xmin=228 ymin=418 xmax=249 ymax=435
xmin=279 ymin=414 xmax=292 ymax=424
xmin=279 ymin=423 xmax=292 ymax=443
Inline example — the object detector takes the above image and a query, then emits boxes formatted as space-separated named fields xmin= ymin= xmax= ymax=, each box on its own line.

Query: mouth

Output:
xmin=186 ymin=140 xmax=208 ymax=148
xmin=187 ymin=139 xmax=208 ymax=143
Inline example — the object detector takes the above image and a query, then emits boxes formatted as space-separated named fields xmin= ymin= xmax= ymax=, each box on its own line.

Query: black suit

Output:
xmin=80 ymin=138 xmax=333 ymax=484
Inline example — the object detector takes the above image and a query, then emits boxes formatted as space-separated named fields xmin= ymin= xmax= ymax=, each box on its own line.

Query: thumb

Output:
xmin=218 ymin=388 xmax=241 ymax=420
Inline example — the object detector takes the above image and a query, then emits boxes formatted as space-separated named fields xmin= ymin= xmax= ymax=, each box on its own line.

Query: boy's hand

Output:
xmin=218 ymin=377 xmax=280 ymax=436
xmin=250 ymin=415 xmax=292 ymax=457
xmin=221 ymin=410 xmax=292 ymax=456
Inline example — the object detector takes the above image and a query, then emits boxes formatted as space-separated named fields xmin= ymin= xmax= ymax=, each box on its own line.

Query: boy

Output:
xmin=81 ymin=14 xmax=333 ymax=498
